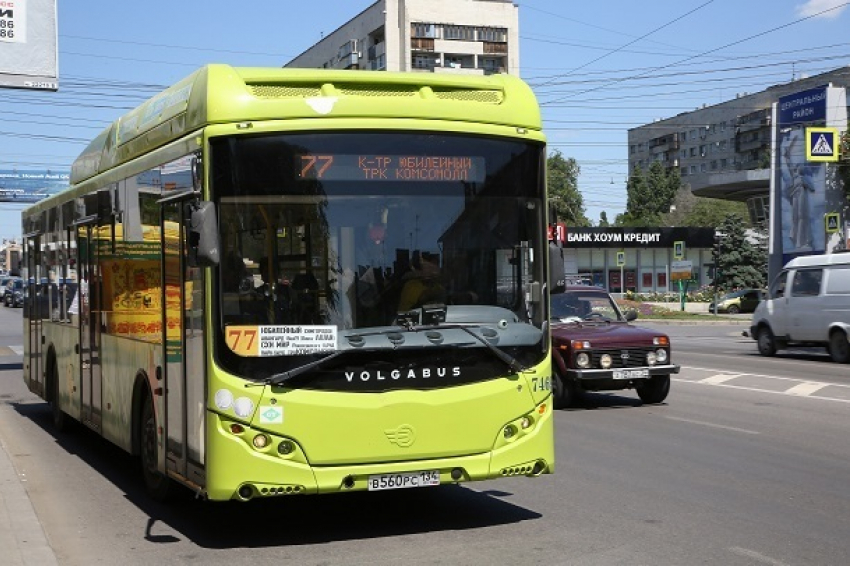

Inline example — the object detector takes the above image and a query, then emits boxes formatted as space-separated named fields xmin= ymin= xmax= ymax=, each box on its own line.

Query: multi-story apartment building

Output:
xmin=628 ymin=66 xmax=850 ymax=226
xmin=284 ymin=0 xmax=519 ymax=76
xmin=0 ymin=239 xmax=21 ymax=275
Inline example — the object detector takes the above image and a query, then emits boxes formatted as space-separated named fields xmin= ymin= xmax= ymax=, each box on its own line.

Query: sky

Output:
xmin=1 ymin=0 xmax=849 ymax=240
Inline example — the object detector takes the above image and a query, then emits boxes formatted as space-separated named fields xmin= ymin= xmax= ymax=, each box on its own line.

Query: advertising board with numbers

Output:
xmin=0 ymin=0 xmax=59 ymax=91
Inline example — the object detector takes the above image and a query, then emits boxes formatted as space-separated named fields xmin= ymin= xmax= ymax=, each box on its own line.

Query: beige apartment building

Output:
xmin=285 ymin=0 xmax=519 ymax=76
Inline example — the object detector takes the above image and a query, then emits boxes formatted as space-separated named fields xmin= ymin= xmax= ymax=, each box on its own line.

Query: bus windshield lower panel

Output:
xmin=210 ymin=131 xmax=547 ymax=388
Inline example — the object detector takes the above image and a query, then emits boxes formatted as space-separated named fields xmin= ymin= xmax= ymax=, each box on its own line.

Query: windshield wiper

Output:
xmin=456 ymin=324 xmax=527 ymax=374
xmin=399 ymin=321 xmax=527 ymax=374
xmin=246 ymin=349 xmax=349 ymax=388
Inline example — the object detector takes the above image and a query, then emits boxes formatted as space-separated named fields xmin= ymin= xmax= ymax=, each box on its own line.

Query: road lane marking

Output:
xmin=699 ymin=373 xmax=741 ymax=385
xmin=785 ymin=381 xmax=828 ymax=397
xmin=665 ymin=416 xmax=760 ymax=435
xmin=729 ymin=547 xmax=791 ymax=566
xmin=673 ymin=377 xmax=850 ymax=405
xmin=681 ymin=365 xmax=850 ymax=388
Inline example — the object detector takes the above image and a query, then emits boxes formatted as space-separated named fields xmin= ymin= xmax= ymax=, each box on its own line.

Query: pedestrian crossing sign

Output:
xmin=805 ymin=127 xmax=840 ymax=162
xmin=825 ymin=212 xmax=840 ymax=234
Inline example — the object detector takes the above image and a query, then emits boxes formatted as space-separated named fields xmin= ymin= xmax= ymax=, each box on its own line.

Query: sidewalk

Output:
xmin=0 ymin=347 xmax=59 ymax=566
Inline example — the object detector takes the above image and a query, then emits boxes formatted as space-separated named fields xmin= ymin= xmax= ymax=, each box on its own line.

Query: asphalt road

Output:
xmin=1 ymin=307 xmax=849 ymax=565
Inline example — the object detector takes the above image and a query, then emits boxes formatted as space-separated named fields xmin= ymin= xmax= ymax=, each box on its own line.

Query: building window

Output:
xmin=477 ymin=27 xmax=507 ymax=42
xmin=371 ymin=54 xmax=386 ymax=70
xmin=444 ymin=25 xmax=475 ymax=41
xmin=630 ymin=145 xmax=636 ymax=155
xmin=480 ymin=57 xmax=504 ymax=73
xmin=411 ymin=23 xmax=437 ymax=38
xmin=412 ymin=55 xmax=435 ymax=69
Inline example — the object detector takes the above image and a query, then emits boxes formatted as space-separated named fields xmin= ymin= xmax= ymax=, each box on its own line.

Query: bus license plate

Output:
xmin=368 ymin=470 xmax=440 ymax=491
xmin=613 ymin=369 xmax=649 ymax=380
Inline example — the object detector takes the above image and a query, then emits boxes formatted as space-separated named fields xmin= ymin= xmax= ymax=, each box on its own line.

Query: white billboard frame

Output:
xmin=0 ymin=0 xmax=58 ymax=91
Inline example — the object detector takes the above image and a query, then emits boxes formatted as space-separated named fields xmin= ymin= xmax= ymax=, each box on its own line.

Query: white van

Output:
xmin=750 ymin=252 xmax=850 ymax=363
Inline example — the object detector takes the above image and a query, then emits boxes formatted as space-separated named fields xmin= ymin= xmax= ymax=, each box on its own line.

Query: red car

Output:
xmin=550 ymin=286 xmax=679 ymax=408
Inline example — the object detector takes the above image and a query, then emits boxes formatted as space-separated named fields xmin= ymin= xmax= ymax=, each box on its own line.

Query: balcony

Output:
xmin=483 ymin=42 xmax=507 ymax=54
xmin=367 ymin=41 xmax=386 ymax=60
xmin=735 ymin=133 xmax=769 ymax=152
xmin=411 ymin=38 xmax=435 ymax=52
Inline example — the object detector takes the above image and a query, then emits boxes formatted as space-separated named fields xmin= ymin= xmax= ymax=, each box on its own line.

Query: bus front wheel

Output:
xmin=140 ymin=393 xmax=173 ymax=501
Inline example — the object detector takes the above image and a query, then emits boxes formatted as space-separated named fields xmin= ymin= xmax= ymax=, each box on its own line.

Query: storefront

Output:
xmin=551 ymin=226 xmax=716 ymax=293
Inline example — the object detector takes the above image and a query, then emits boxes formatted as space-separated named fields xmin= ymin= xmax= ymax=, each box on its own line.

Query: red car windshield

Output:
xmin=550 ymin=291 xmax=624 ymax=322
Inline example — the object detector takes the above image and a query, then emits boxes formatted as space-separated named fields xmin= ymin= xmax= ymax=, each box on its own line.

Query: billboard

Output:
xmin=0 ymin=0 xmax=58 ymax=91
xmin=774 ymin=86 xmax=848 ymax=266
xmin=0 ymin=169 xmax=69 ymax=202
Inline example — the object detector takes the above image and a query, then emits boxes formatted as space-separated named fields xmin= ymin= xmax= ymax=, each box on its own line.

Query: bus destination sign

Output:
xmin=296 ymin=154 xmax=485 ymax=182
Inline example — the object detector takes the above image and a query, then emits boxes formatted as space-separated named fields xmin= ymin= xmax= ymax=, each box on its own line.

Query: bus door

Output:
xmin=160 ymin=200 xmax=206 ymax=488
xmin=76 ymin=222 xmax=103 ymax=431
xmin=24 ymin=234 xmax=44 ymax=396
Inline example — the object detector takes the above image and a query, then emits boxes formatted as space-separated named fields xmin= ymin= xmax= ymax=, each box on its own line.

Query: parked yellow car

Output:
xmin=708 ymin=288 xmax=765 ymax=314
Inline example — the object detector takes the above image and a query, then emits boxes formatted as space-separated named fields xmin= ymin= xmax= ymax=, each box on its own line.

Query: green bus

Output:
xmin=21 ymin=64 xmax=556 ymax=501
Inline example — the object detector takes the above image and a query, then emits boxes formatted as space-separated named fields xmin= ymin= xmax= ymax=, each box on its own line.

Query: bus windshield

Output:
xmin=210 ymin=131 xmax=547 ymax=383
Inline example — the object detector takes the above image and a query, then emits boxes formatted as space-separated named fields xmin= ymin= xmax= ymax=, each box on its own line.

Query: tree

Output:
xmin=547 ymin=150 xmax=590 ymax=226
xmin=620 ymin=161 xmax=680 ymax=226
xmin=598 ymin=211 xmax=610 ymax=227
xmin=714 ymin=213 xmax=767 ymax=292
xmin=662 ymin=188 xmax=750 ymax=227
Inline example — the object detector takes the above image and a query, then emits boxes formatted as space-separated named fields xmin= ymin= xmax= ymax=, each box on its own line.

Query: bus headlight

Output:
xmin=278 ymin=440 xmax=295 ymax=455
xmin=655 ymin=348 xmax=668 ymax=364
xmin=576 ymin=352 xmax=591 ymax=368
xmin=599 ymin=353 xmax=613 ymax=369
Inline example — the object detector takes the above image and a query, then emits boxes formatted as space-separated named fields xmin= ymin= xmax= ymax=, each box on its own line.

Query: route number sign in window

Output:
xmin=296 ymin=154 xmax=485 ymax=183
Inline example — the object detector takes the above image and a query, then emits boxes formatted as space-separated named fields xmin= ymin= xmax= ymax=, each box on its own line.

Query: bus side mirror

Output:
xmin=549 ymin=242 xmax=565 ymax=294
xmin=186 ymin=201 xmax=220 ymax=267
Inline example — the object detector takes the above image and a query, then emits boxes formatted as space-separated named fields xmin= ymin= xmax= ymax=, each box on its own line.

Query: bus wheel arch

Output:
xmin=133 ymin=372 xmax=174 ymax=501
xmin=45 ymin=346 xmax=68 ymax=432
